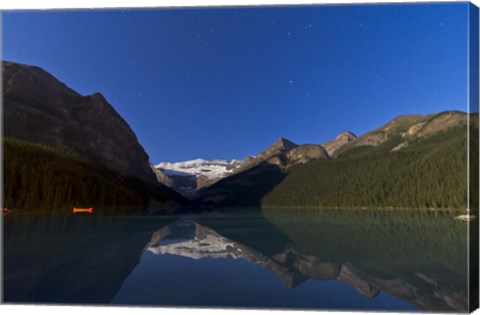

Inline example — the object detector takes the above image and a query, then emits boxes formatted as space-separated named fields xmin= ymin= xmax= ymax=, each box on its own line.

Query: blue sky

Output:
xmin=2 ymin=3 xmax=469 ymax=162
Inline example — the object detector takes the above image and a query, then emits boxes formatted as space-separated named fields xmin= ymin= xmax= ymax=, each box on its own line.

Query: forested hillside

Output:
xmin=261 ymin=126 xmax=471 ymax=210
xmin=3 ymin=138 xmax=173 ymax=212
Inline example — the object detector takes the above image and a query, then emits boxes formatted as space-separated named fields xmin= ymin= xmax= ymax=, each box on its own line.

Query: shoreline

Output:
xmin=260 ymin=205 xmax=469 ymax=213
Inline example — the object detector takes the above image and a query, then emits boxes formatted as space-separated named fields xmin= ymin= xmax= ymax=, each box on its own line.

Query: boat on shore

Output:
xmin=73 ymin=207 xmax=94 ymax=214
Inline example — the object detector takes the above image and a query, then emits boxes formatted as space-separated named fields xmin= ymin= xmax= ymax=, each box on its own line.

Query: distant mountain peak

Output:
xmin=271 ymin=137 xmax=297 ymax=151
xmin=335 ymin=131 xmax=357 ymax=141
xmin=322 ymin=131 xmax=357 ymax=157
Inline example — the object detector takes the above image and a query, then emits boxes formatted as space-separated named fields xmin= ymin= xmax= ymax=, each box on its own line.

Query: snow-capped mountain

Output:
xmin=155 ymin=158 xmax=244 ymax=180
xmin=154 ymin=158 xmax=252 ymax=197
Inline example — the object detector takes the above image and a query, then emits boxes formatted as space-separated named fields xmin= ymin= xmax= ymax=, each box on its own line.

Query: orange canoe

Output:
xmin=73 ymin=207 xmax=93 ymax=214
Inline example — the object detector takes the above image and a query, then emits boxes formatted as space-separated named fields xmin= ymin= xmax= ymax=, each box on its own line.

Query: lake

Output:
xmin=2 ymin=208 xmax=471 ymax=311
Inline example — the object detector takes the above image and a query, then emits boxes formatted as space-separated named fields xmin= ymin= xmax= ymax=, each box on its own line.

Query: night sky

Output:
xmin=2 ymin=3 xmax=469 ymax=163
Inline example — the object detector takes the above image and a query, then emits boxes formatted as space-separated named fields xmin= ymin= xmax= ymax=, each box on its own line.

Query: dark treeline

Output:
xmin=3 ymin=138 xmax=150 ymax=212
xmin=4 ymin=124 xmax=473 ymax=212
xmin=262 ymin=126 xmax=471 ymax=210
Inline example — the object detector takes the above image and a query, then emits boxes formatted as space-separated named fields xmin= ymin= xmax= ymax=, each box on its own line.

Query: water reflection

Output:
xmin=143 ymin=219 xmax=341 ymax=289
xmin=3 ymin=214 xmax=176 ymax=304
xmin=261 ymin=208 xmax=470 ymax=312
xmin=3 ymin=209 xmax=471 ymax=311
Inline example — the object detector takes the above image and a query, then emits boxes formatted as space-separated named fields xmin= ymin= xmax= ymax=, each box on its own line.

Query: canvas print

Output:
xmin=1 ymin=2 xmax=479 ymax=313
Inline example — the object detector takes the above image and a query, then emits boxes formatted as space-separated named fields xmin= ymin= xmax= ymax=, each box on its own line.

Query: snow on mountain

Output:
xmin=155 ymin=158 xmax=245 ymax=181
xmin=144 ymin=220 xmax=245 ymax=261
xmin=147 ymin=232 xmax=244 ymax=260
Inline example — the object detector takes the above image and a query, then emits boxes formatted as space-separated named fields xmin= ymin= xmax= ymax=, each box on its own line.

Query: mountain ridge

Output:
xmin=3 ymin=60 xmax=187 ymax=211
xmin=3 ymin=61 xmax=156 ymax=182
xmin=197 ymin=110 xmax=474 ymax=209
xmin=156 ymin=110 xmax=472 ymax=203
xmin=4 ymin=61 xmax=474 ymax=211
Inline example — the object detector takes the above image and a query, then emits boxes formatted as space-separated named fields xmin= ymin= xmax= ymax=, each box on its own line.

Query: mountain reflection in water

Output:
xmin=3 ymin=208 xmax=471 ymax=311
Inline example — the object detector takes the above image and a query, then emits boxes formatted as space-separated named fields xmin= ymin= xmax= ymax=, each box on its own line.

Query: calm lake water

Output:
xmin=2 ymin=208 xmax=471 ymax=311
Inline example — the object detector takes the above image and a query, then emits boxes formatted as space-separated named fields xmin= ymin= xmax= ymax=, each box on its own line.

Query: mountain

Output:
xmin=197 ymin=137 xmax=330 ymax=206
xmin=156 ymin=159 xmax=245 ymax=181
xmin=198 ymin=110 xmax=475 ymax=210
xmin=391 ymin=111 xmax=471 ymax=151
xmin=3 ymin=61 xmax=186 ymax=211
xmin=154 ymin=158 xmax=248 ymax=196
xmin=156 ymin=137 xmax=329 ymax=199
xmin=322 ymin=131 xmax=357 ymax=156
xmin=234 ymin=137 xmax=330 ymax=172
xmin=335 ymin=114 xmax=426 ymax=156
xmin=333 ymin=111 xmax=475 ymax=158
xmin=262 ymin=111 xmax=476 ymax=210
xmin=3 ymin=61 xmax=154 ymax=182
xmin=257 ymin=137 xmax=298 ymax=160
xmin=234 ymin=137 xmax=299 ymax=172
